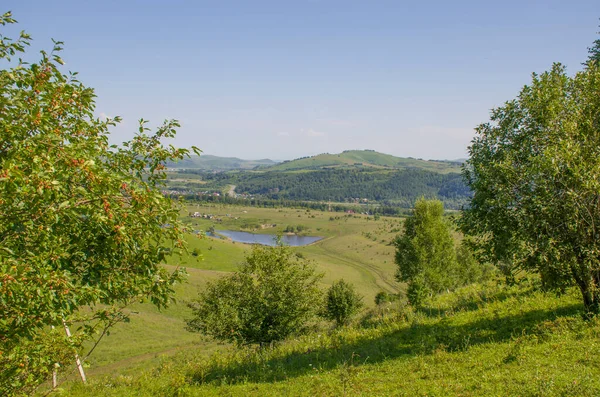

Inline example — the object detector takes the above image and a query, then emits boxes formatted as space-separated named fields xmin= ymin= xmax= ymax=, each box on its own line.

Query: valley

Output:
xmin=82 ymin=204 xmax=404 ymax=376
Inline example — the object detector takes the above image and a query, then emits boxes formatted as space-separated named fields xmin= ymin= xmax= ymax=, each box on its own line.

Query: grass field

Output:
xmin=74 ymin=204 xmax=403 ymax=379
xmin=68 ymin=280 xmax=600 ymax=396
xmin=57 ymin=204 xmax=600 ymax=396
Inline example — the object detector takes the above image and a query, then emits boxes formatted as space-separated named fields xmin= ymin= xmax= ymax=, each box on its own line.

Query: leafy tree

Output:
xmin=394 ymin=198 xmax=458 ymax=305
xmin=186 ymin=243 xmax=323 ymax=345
xmin=405 ymin=276 xmax=429 ymax=308
xmin=456 ymin=240 xmax=495 ymax=285
xmin=462 ymin=62 xmax=600 ymax=314
xmin=0 ymin=12 xmax=197 ymax=394
xmin=586 ymin=20 xmax=600 ymax=65
xmin=323 ymin=279 xmax=363 ymax=326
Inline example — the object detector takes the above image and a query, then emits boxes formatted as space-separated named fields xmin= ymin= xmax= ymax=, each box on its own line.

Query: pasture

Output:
xmin=82 ymin=204 xmax=404 ymax=375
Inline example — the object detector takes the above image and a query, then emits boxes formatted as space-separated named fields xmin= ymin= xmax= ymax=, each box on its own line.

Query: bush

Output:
xmin=323 ymin=280 xmax=364 ymax=326
xmin=374 ymin=291 xmax=397 ymax=305
xmin=186 ymin=243 xmax=323 ymax=345
xmin=456 ymin=240 xmax=496 ymax=284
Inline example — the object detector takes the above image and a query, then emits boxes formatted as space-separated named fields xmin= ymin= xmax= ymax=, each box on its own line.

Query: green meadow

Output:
xmin=64 ymin=204 xmax=600 ymax=396
xmin=70 ymin=280 xmax=600 ymax=396
xmin=80 ymin=204 xmax=402 ymax=377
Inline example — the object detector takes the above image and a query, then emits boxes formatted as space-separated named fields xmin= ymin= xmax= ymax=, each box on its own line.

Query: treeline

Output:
xmin=178 ymin=194 xmax=412 ymax=216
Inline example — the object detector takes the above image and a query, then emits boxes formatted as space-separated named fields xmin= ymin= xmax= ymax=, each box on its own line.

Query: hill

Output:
xmin=232 ymin=168 xmax=470 ymax=209
xmin=166 ymin=155 xmax=277 ymax=171
xmin=264 ymin=150 xmax=462 ymax=173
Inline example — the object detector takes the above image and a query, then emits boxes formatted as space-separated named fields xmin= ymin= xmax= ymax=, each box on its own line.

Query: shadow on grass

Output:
xmin=418 ymin=285 xmax=541 ymax=318
xmin=188 ymin=301 xmax=581 ymax=386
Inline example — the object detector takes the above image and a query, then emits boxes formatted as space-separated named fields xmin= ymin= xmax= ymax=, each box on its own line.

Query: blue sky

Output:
xmin=4 ymin=1 xmax=600 ymax=160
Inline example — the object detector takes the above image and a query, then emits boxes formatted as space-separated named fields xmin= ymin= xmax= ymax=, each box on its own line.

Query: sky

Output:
xmin=3 ymin=1 xmax=600 ymax=160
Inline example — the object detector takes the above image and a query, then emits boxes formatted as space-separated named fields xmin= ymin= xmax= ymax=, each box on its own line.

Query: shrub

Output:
xmin=374 ymin=291 xmax=397 ymax=305
xmin=186 ymin=243 xmax=323 ymax=345
xmin=324 ymin=280 xmax=364 ymax=326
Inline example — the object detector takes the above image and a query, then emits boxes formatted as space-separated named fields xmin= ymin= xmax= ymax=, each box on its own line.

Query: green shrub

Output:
xmin=406 ymin=276 xmax=429 ymax=308
xmin=324 ymin=280 xmax=364 ymax=326
xmin=374 ymin=291 xmax=397 ymax=305
xmin=186 ymin=244 xmax=323 ymax=345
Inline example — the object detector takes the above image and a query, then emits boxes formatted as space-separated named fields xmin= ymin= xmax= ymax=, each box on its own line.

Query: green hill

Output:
xmin=166 ymin=155 xmax=277 ymax=171
xmin=264 ymin=150 xmax=462 ymax=173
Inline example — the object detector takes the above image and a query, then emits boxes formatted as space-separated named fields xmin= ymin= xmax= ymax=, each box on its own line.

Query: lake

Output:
xmin=210 ymin=230 xmax=322 ymax=246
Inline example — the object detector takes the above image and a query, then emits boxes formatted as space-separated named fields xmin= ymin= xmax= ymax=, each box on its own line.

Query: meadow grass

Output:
xmin=66 ymin=280 xmax=600 ymax=396
xmin=67 ymin=205 xmax=401 ymax=379
xmin=181 ymin=203 xmax=402 ymax=302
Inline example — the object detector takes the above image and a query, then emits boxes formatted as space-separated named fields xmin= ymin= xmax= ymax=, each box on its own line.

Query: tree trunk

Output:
xmin=571 ymin=261 xmax=600 ymax=316
xmin=578 ymin=277 xmax=600 ymax=316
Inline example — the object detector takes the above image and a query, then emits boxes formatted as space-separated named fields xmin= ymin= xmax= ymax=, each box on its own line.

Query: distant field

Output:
xmin=81 ymin=204 xmax=404 ymax=376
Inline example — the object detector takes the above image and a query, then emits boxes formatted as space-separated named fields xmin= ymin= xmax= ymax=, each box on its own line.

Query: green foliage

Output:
xmin=284 ymin=224 xmax=306 ymax=233
xmin=456 ymin=240 xmax=496 ymax=285
xmin=0 ymin=12 xmax=198 ymax=394
xmin=374 ymin=290 xmax=396 ymax=305
xmin=186 ymin=243 xmax=323 ymax=345
xmin=230 ymin=168 xmax=470 ymax=209
xmin=395 ymin=199 xmax=459 ymax=304
xmin=462 ymin=62 xmax=600 ymax=313
xmin=586 ymin=20 xmax=600 ymax=65
xmin=405 ymin=276 xmax=429 ymax=308
xmin=324 ymin=279 xmax=364 ymax=326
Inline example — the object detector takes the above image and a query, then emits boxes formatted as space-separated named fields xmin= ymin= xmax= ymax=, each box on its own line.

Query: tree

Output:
xmin=323 ymin=279 xmax=363 ymax=326
xmin=394 ymin=198 xmax=458 ymax=306
xmin=455 ymin=239 xmax=495 ymax=285
xmin=0 ymin=13 xmax=198 ymax=394
xmin=586 ymin=20 xmax=600 ymax=65
xmin=462 ymin=62 xmax=600 ymax=314
xmin=186 ymin=243 xmax=323 ymax=345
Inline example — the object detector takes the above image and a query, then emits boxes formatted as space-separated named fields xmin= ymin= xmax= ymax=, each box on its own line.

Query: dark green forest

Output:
xmin=172 ymin=168 xmax=470 ymax=209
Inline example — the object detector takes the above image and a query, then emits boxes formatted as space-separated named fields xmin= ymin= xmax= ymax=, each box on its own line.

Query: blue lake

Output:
xmin=209 ymin=230 xmax=322 ymax=246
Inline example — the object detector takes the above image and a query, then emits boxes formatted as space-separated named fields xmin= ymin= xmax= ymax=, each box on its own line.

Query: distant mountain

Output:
xmin=262 ymin=150 xmax=462 ymax=173
xmin=166 ymin=155 xmax=277 ymax=171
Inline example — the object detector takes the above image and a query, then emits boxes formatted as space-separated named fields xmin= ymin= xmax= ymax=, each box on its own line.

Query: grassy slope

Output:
xmin=69 ymin=282 xmax=600 ymax=396
xmin=75 ymin=205 xmax=399 ymax=377
xmin=266 ymin=150 xmax=461 ymax=173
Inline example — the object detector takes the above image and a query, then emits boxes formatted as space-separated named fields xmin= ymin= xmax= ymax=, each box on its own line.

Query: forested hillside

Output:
xmin=173 ymin=167 xmax=470 ymax=209
xmin=234 ymin=169 xmax=470 ymax=208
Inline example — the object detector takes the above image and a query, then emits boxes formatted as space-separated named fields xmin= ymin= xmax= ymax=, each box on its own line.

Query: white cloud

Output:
xmin=99 ymin=112 xmax=111 ymax=121
xmin=277 ymin=131 xmax=290 ymax=136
